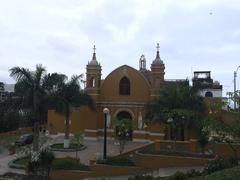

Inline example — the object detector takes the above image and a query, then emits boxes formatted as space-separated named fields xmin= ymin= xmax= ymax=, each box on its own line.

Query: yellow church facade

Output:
xmin=48 ymin=45 xmax=196 ymax=141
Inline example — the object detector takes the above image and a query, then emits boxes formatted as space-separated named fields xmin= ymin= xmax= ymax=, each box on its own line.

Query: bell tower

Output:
xmin=86 ymin=45 xmax=101 ymax=99
xmin=151 ymin=43 xmax=165 ymax=96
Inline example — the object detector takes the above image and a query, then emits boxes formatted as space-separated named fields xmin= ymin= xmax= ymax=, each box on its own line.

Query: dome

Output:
xmin=88 ymin=45 xmax=99 ymax=66
xmin=214 ymin=81 xmax=220 ymax=85
xmin=152 ymin=43 xmax=163 ymax=65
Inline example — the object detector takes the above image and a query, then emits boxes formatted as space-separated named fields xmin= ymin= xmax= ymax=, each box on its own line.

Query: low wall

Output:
xmin=50 ymin=170 xmax=92 ymax=180
xmin=50 ymin=164 xmax=142 ymax=180
xmin=0 ymin=127 xmax=32 ymax=138
xmin=155 ymin=140 xmax=240 ymax=157
xmin=90 ymin=164 xmax=142 ymax=177
xmin=135 ymin=152 xmax=211 ymax=168
xmin=214 ymin=143 xmax=240 ymax=157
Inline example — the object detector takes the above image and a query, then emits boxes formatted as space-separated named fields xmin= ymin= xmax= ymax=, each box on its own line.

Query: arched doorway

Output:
xmin=116 ymin=111 xmax=133 ymax=140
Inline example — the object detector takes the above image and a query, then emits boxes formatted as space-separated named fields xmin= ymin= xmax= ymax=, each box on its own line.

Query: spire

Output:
xmin=89 ymin=45 xmax=99 ymax=65
xmin=152 ymin=43 xmax=163 ymax=65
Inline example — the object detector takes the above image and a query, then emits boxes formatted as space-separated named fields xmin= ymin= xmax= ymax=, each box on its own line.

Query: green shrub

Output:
xmin=197 ymin=166 xmax=240 ymax=180
xmin=168 ymin=171 xmax=187 ymax=180
xmin=203 ymin=156 xmax=238 ymax=175
xmin=52 ymin=159 xmax=90 ymax=171
xmin=97 ymin=156 xmax=135 ymax=166
xmin=128 ymin=175 xmax=155 ymax=180
xmin=27 ymin=150 xmax=55 ymax=176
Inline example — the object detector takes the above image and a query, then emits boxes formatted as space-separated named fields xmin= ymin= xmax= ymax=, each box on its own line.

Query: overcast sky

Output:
xmin=0 ymin=0 xmax=240 ymax=96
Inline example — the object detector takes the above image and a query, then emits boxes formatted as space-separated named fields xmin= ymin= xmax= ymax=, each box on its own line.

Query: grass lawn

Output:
xmin=14 ymin=156 xmax=30 ymax=166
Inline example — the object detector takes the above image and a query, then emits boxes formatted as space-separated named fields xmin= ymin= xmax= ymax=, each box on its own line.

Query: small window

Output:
xmin=205 ymin=91 xmax=213 ymax=98
xmin=119 ymin=77 xmax=130 ymax=95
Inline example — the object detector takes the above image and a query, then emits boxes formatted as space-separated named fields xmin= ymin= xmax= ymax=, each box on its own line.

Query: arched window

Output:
xmin=205 ymin=91 xmax=213 ymax=98
xmin=119 ymin=77 xmax=130 ymax=95
xmin=90 ymin=77 xmax=95 ymax=87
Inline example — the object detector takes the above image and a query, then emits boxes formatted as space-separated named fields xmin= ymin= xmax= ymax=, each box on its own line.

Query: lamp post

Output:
xmin=103 ymin=108 xmax=109 ymax=159
xmin=234 ymin=66 xmax=240 ymax=109
xmin=167 ymin=117 xmax=173 ymax=140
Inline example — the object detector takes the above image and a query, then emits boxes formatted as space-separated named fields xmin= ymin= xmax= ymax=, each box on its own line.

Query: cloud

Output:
xmin=0 ymin=0 xmax=239 ymax=95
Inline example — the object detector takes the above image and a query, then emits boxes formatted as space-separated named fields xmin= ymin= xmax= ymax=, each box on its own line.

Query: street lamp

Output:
xmin=167 ymin=117 xmax=173 ymax=140
xmin=234 ymin=66 xmax=240 ymax=109
xmin=103 ymin=108 xmax=110 ymax=159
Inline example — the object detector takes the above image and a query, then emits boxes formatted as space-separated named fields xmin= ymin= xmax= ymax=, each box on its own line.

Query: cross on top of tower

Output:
xmin=152 ymin=43 xmax=163 ymax=65
xmin=156 ymin=43 xmax=160 ymax=52
xmin=93 ymin=45 xmax=96 ymax=53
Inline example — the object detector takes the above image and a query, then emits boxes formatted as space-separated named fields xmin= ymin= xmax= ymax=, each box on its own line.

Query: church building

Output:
xmin=48 ymin=44 xmax=195 ymax=141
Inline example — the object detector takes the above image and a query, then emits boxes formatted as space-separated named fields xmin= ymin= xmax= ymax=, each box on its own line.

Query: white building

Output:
xmin=192 ymin=71 xmax=227 ymax=110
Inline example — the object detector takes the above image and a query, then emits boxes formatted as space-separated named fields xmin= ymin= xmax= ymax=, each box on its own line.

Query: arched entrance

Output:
xmin=116 ymin=111 xmax=133 ymax=140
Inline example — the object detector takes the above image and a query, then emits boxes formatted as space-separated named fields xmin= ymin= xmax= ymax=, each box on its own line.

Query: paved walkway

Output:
xmin=0 ymin=134 xmax=148 ymax=175
xmin=52 ymin=135 xmax=148 ymax=165
xmin=0 ymin=150 xmax=25 ymax=175
xmin=0 ymin=134 xmax=204 ymax=179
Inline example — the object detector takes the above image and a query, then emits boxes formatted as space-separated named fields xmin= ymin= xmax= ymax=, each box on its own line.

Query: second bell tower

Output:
xmin=86 ymin=45 xmax=102 ymax=99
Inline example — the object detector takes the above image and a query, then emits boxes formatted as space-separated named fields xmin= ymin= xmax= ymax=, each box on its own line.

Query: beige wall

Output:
xmin=100 ymin=65 xmax=151 ymax=102
xmin=48 ymin=106 xmax=97 ymax=134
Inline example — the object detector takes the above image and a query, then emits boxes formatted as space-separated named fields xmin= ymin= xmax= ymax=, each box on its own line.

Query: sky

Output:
xmin=0 ymin=0 xmax=240 ymax=96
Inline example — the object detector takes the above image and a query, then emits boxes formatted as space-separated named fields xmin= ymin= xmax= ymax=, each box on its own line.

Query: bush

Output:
xmin=52 ymin=158 xmax=90 ymax=171
xmin=203 ymin=156 xmax=238 ymax=175
xmin=197 ymin=166 xmax=240 ymax=180
xmin=128 ymin=175 xmax=156 ymax=180
xmin=97 ymin=156 xmax=135 ymax=166
xmin=27 ymin=150 xmax=55 ymax=177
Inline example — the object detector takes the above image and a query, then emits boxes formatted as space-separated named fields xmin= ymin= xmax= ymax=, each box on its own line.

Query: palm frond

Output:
xmin=9 ymin=67 xmax=34 ymax=84
xmin=35 ymin=64 xmax=47 ymax=88
xmin=69 ymin=74 xmax=83 ymax=87
xmin=42 ymin=73 xmax=67 ymax=92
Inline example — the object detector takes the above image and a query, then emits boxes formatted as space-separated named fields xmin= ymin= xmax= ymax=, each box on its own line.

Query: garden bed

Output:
xmin=8 ymin=155 xmax=29 ymax=169
xmin=9 ymin=156 xmax=90 ymax=171
xmin=48 ymin=143 xmax=86 ymax=152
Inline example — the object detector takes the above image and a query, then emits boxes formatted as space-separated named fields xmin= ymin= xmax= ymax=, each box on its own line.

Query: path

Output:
xmin=52 ymin=135 xmax=148 ymax=165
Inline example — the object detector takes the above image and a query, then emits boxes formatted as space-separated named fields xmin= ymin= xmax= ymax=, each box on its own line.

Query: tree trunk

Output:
xmin=32 ymin=90 xmax=40 ymax=161
xmin=32 ymin=121 xmax=40 ymax=161
xmin=64 ymin=116 xmax=70 ymax=148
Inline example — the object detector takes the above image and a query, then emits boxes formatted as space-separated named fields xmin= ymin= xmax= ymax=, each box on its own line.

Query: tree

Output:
xmin=113 ymin=118 xmax=132 ymax=154
xmin=27 ymin=149 xmax=55 ymax=177
xmin=71 ymin=131 xmax=84 ymax=162
xmin=9 ymin=65 xmax=65 ymax=160
xmin=146 ymin=81 xmax=205 ymax=141
xmin=49 ymin=75 xmax=95 ymax=148
xmin=208 ymin=118 xmax=240 ymax=158
xmin=227 ymin=90 xmax=240 ymax=111
xmin=9 ymin=65 xmax=48 ymax=159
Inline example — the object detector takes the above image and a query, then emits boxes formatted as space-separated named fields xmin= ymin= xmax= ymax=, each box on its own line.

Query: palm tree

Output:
xmin=146 ymin=81 xmax=205 ymax=140
xmin=49 ymin=75 xmax=95 ymax=148
xmin=9 ymin=64 xmax=48 ymax=157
